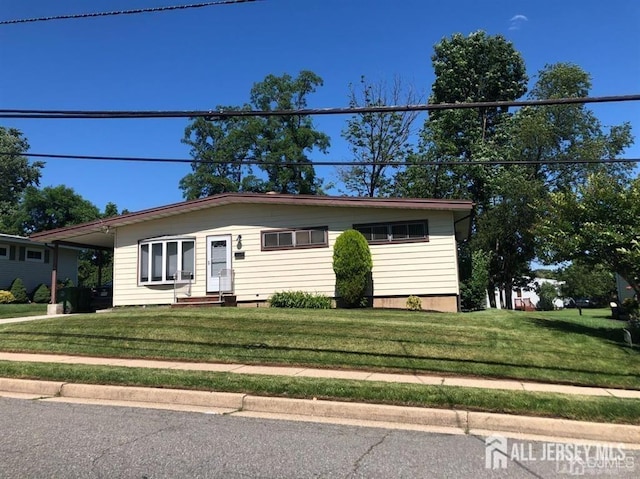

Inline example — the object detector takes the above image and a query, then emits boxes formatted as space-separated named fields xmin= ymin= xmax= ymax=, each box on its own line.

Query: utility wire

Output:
xmin=1 ymin=94 xmax=639 ymax=119
xmin=1 ymin=151 xmax=638 ymax=167
xmin=0 ymin=0 xmax=260 ymax=25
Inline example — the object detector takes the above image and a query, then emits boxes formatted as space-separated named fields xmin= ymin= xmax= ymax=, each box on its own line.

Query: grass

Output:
xmin=0 ymin=360 xmax=638 ymax=425
xmin=0 ymin=306 xmax=637 ymax=389
xmin=0 ymin=304 xmax=48 ymax=319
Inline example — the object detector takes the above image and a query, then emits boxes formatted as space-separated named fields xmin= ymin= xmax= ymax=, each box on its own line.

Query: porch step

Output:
xmin=173 ymin=295 xmax=237 ymax=308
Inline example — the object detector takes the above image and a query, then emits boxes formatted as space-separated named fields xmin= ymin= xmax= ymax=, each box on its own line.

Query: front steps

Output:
xmin=172 ymin=295 xmax=237 ymax=308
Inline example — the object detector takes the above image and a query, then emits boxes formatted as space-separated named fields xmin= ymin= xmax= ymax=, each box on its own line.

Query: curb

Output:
xmin=1 ymin=378 xmax=639 ymax=445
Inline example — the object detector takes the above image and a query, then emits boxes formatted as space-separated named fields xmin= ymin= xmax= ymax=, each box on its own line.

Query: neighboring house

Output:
xmin=30 ymin=193 xmax=473 ymax=312
xmin=0 ymin=233 xmax=79 ymax=293
xmin=489 ymin=278 xmax=564 ymax=311
xmin=616 ymin=274 xmax=636 ymax=303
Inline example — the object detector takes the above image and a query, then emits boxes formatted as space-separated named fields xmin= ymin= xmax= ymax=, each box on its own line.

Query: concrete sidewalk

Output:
xmin=0 ymin=351 xmax=638 ymax=399
xmin=1 ymin=314 xmax=639 ymax=446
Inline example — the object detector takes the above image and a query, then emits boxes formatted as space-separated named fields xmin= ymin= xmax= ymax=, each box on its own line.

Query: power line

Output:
xmin=0 ymin=0 xmax=261 ymax=25
xmin=1 ymin=151 xmax=638 ymax=167
xmin=1 ymin=94 xmax=639 ymax=119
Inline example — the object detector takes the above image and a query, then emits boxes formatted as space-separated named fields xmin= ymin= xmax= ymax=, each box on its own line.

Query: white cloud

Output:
xmin=509 ymin=14 xmax=528 ymax=30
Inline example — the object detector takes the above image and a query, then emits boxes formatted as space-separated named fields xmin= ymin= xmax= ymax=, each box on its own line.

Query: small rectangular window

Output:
xmin=354 ymin=221 xmax=429 ymax=244
xmin=262 ymin=227 xmax=328 ymax=250
xmin=0 ymin=244 xmax=8 ymax=260
xmin=25 ymin=248 xmax=44 ymax=262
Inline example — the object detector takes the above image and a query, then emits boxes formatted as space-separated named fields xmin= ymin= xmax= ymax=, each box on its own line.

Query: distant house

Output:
xmin=30 ymin=193 xmax=473 ymax=312
xmin=0 ymin=234 xmax=79 ymax=293
xmin=489 ymin=278 xmax=564 ymax=311
xmin=616 ymin=274 xmax=636 ymax=303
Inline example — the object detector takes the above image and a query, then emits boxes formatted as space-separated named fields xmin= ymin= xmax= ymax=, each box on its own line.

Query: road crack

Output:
xmin=347 ymin=431 xmax=390 ymax=478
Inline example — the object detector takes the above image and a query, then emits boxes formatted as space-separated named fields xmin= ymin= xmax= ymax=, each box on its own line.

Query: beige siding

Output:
xmin=113 ymin=204 xmax=460 ymax=306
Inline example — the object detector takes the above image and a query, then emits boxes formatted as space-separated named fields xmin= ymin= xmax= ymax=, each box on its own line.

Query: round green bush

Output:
xmin=9 ymin=278 xmax=29 ymax=303
xmin=332 ymin=230 xmax=372 ymax=308
xmin=32 ymin=283 xmax=51 ymax=304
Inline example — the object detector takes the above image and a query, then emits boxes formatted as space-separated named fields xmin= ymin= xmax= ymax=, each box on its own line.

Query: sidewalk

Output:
xmin=0 ymin=351 xmax=639 ymax=399
xmin=1 ymin=314 xmax=639 ymax=446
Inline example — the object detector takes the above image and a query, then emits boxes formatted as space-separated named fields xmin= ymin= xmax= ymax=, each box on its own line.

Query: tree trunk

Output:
xmin=487 ymin=281 xmax=497 ymax=308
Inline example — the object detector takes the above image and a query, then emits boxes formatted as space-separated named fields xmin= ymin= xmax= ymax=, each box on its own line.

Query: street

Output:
xmin=0 ymin=397 xmax=638 ymax=478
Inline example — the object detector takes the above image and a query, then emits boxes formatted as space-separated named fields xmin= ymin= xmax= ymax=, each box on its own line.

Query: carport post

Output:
xmin=48 ymin=243 xmax=60 ymax=314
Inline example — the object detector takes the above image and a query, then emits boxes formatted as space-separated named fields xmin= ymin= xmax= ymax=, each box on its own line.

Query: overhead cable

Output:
xmin=0 ymin=151 xmax=638 ymax=167
xmin=1 ymin=94 xmax=639 ymax=119
xmin=0 ymin=0 xmax=260 ymax=25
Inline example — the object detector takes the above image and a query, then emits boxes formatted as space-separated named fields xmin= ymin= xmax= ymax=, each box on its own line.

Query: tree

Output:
xmin=13 ymin=185 xmax=100 ymax=235
xmin=0 ymin=127 xmax=43 ymax=233
xmin=180 ymin=71 xmax=330 ymax=197
xmin=180 ymin=110 xmax=264 ymax=199
xmin=535 ymin=173 xmax=640 ymax=295
xmin=339 ymin=76 xmax=420 ymax=197
xmin=332 ymin=230 xmax=373 ymax=307
xmin=557 ymin=261 xmax=615 ymax=305
xmin=398 ymin=31 xmax=528 ymax=206
xmin=250 ymin=71 xmax=330 ymax=194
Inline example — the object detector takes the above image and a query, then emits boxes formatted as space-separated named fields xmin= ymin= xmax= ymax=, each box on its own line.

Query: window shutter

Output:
xmin=9 ymin=245 xmax=16 ymax=260
xmin=18 ymin=246 xmax=25 ymax=261
xmin=44 ymin=250 xmax=50 ymax=264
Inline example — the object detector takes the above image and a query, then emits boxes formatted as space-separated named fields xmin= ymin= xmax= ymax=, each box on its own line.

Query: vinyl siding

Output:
xmin=0 ymin=243 xmax=78 ymax=292
xmin=112 ymin=203 xmax=460 ymax=306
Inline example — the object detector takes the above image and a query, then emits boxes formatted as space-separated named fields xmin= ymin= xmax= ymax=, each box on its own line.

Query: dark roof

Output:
xmin=30 ymin=192 xmax=473 ymax=248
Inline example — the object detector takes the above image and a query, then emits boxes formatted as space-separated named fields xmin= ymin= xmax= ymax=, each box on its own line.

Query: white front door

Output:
xmin=206 ymin=235 xmax=232 ymax=293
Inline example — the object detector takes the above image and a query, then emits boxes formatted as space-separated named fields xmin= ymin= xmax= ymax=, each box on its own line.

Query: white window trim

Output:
xmin=0 ymin=244 xmax=8 ymax=260
xmin=139 ymin=237 xmax=195 ymax=286
xmin=25 ymin=247 xmax=44 ymax=263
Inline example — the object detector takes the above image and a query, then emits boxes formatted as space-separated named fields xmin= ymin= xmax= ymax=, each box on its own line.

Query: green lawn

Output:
xmin=0 ymin=304 xmax=48 ymax=319
xmin=0 ymin=306 xmax=637 ymax=389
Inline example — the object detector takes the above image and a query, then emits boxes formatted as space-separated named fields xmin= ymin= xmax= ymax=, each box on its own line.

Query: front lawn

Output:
xmin=0 ymin=306 xmax=636 ymax=389
xmin=0 ymin=304 xmax=48 ymax=319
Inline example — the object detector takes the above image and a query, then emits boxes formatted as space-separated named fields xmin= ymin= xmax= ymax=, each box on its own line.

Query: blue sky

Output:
xmin=1 ymin=0 xmax=638 ymax=213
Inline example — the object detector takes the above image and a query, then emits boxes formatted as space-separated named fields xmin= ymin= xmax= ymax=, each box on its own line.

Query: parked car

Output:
xmin=575 ymin=298 xmax=595 ymax=308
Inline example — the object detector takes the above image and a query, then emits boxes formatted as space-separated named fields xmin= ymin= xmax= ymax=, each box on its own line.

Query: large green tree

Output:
xmin=250 ymin=71 xmax=330 ymax=194
xmin=0 ymin=127 xmax=44 ymax=233
xmin=536 ymin=173 xmax=640 ymax=295
xmin=339 ymin=76 xmax=420 ymax=197
xmin=180 ymin=71 xmax=329 ymax=197
xmin=180 ymin=109 xmax=263 ymax=199
xmin=556 ymin=261 xmax=615 ymax=305
xmin=13 ymin=185 xmax=100 ymax=234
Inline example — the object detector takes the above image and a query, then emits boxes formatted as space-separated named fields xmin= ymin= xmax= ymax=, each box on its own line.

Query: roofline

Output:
xmin=30 ymin=193 xmax=474 ymax=242
xmin=0 ymin=233 xmax=77 ymax=248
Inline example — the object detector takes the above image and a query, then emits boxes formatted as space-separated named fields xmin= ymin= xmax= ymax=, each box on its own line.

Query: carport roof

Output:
xmin=29 ymin=192 xmax=474 ymax=249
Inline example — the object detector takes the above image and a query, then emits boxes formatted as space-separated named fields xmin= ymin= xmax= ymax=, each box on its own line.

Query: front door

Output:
xmin=206 ymin=235 xmax=232 ymax=293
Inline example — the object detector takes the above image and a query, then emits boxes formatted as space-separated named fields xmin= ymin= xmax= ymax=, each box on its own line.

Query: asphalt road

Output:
xmin=1 ymin=397 xmax=638 ymax=478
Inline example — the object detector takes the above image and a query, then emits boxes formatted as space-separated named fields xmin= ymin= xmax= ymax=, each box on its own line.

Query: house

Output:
xmin=29 ymin=193 xmax=473 ymax=312
xmin=489 ymin=278 xmax=564 ymax=311
xmin=0 ymin=233 xmax=79 ymax=294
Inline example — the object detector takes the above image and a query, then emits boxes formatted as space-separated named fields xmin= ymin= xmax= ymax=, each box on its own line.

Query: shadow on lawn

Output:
xmin=1 ymin=330 xmax=638 ymax=383
xmin=527 ymin=317 xmax=635 ymax=349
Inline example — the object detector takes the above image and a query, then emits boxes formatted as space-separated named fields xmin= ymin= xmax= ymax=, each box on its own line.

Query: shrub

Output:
xmin=333 ymin=230 xmax=372 ymax=308
xmin=269 ymin=291 xmax=331 ymax=309
xmin=0 ymin=290 xmax=15 ymax=304
xmin=32 ymin=283 xmax=51 ymax=304
xmin=406 ymin=295 xmax=422 ymax=311
xmin=536 ymin=282 xmax=558 ymax=311
xmin=9 ymin=278 xmax=29 ymax=303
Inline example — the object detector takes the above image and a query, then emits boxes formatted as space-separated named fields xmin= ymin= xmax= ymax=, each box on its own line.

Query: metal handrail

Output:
xmin=173 ymin=270 xmax=192 ymax=303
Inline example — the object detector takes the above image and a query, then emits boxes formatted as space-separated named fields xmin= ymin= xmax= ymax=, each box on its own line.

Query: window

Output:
xmin=0 ymin=244 xmax=7 ymax=260
xmin=262 ymin=227 xmax=328 ymax=250
xmin=139 ymin=237 xmax=195 ymax=285
xmin=354 ymin=220 xmax=428 ymax=244
xmin=25 ymin=248 xmax=44 ymax=262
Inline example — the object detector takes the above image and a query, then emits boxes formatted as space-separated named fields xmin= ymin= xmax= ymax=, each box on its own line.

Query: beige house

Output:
xmin=30 ymin=193 xmax=472 ymax=312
